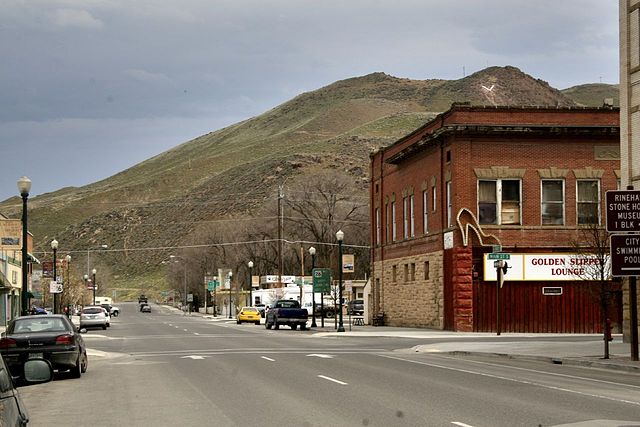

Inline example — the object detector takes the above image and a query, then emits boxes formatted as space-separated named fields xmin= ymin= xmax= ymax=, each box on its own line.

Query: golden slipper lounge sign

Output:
xmin=484 ymin=253 xmax=609 ymax=282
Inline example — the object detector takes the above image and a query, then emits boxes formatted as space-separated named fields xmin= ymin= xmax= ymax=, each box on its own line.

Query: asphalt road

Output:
xmin=19 ymin=302 xmax=640 ymax=427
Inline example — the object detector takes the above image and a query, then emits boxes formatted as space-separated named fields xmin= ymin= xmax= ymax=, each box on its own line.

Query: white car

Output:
xmin=80 ymin=306 xmax=109 ymax=330
xmin=110 ymin=306 xmax=120 ymax=317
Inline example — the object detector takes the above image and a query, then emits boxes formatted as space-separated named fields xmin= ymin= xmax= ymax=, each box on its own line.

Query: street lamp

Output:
xmin=92 ymin=268 xmax=97 ymax=306
xmin=247 ymin=261 xmax=254 ymax=307
xmin=17 ymin=176 xmax=31 ymax=315
xmin=309 ymin=247 xmax=317 ymax=328
xmin=336 ymin=230 xmax=345 ymax=332
xmin=227 ymin=271 xmax=233 ymax=319
xmin=51 ymin=239 xmax=58 ymax=314
xmin=86 ymin=244 xmax=108 ymax=277
xmin=65 ymin=255 xmax=71 ymax=315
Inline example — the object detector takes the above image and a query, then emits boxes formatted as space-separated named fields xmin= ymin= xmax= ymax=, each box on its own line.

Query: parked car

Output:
xmin=254 ymin=303 xmax=266 ymax=318
xmin=237 ymin=307 xmax=261 ymax=325
xmin=110 ymin=306 xmax=120 ymax=317
xmin=140 ymin=303 xmax=151 ymax=313
xmin=0 ymin=314 xmax=88 ymax=378
xmin=265 ymin=300 xmax=308 ymax=330
xmin=0 ymin=353 xmax=53 ymax=426
xmin=347 ymin=299 xmax=364 ymax=316
xmin=80 ymin=306 xmax=109 ymax=330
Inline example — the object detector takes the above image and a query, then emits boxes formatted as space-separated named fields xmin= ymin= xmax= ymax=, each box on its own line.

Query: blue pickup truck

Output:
xmin=265 ymin=300 xmax=309 ymax=330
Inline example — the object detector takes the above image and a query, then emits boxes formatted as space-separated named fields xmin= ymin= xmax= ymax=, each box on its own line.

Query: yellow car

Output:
xmin=237 ymin=307 xmax=261 ymax=325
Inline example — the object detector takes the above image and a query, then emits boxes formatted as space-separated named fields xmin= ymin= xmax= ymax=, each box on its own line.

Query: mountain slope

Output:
xmin=0 ymin=66 xmax=581 ymax=295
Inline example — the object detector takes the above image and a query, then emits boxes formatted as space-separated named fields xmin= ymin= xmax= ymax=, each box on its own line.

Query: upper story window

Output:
xmin=541 ymin=179 xmax=565 ymax=225
xmin=391 ymin=201 xmax=397 ymax=241
xmin=375 ymin=208 xmax=381 ymax=245
xmin=478 ymin=179 xmax=521 ymax=225
xmin=577 ymin=180 xmax=600 ymax=225
xmin=422 ymin=190 xmax=428 ymax=234
xmin=446 ymin=181 xmax=453 ymax=227
xmin=409 ymin=194 xmax=415 ymax=237
xmin=403 ymin=196 xmax=409 ymax=239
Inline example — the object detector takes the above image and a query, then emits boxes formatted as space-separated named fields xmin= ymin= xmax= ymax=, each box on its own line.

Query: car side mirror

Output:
xmin=18 ymin=359 xmax=53 ymax=387
xmin=79 ymin=328 xmax=88 ymax=334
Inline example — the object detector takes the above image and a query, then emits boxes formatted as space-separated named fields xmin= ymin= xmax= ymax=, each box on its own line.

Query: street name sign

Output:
xmin=610 ymin=234 xmax=640 ymax=276
xmin=487 ymin=253 xmax=510 ymax=260
xmin=606 ymin=190 xmax=640 ymax=232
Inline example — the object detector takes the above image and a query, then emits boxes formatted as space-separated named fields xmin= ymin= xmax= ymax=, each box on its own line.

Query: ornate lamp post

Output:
xmin=51 ymin=239 xmax=58 ymax=314
xmin=65 ymin=255 xmax=71 ymax=315
xmin=247 ymin=261 xmax=254 ymax=307
xmin=309 ymin=247 xmax=317 ymax=327
xmin=227 ymin=271 xmax=233 ymax=319
xmin=17 ymin=176 xmax=31 ymax=315
xmin=92 ymin=268 xmax=97 ymax=306
xmin=336 ymin=230 xmax=345 ymax=332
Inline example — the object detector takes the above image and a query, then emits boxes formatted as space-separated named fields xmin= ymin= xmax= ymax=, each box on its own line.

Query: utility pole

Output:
xmin=278 ymin=185 xmax=284 ymax=287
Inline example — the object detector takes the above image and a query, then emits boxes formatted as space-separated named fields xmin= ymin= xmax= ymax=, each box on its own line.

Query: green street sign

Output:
xmin=312 ymin=268 xmax=331 ymax=293
xmin=207 ymin=280 xmax=219 ymax=291
xmin=488 ymin=253 xmax=510 ymax=260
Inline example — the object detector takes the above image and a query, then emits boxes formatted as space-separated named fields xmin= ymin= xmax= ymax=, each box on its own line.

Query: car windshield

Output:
xmin=82 ymin=308 xmax=103 ymax=315
xmin=242 ymin=307 xmax=257 ymax=312
xmin=11 ymin=318 xmax=68 ymax=333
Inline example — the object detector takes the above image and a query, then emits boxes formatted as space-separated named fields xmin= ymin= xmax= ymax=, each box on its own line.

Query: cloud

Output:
xmin=52 ymin=8 xmax=104 ymax=29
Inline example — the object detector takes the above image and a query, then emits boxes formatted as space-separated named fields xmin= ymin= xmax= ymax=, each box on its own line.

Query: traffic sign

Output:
xmin=312 ymin=268 xmax=331 ymax=293
xmin=49 ymin=281 xmax=63 ymax=294
xmin=487 ymin=253 xmax=510 ymax=260
xmin=606 ymin=190 xmax=640 ymax=232
xmin=492 ymin=245 xmax=502 ymax=253
xmin=207 ymin=280 xmax=219 ymax=291
xmin=610 ymin=234 xmax=640 ymax=276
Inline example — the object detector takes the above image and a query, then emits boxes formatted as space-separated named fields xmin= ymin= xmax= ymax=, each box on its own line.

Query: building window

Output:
xmin=409 ymin=194 xmax=415 ymax=237
xmin=424 ymin=261 xmax=430 ymax=280
xmin=391 ymin=201 xmax=397 ymax=241
xmin=410 ymin=263 xmax=415 ymax=282
xmin=446 ymin=181 xmax=452 ymax=227
xmin=478 ymin=179 xmax=521 ymax=225
xmin=392 ymin=265 xmax=397 ymax=282
xmin=422 ymin=190 xmax=428 ymax=234
xmin=577 ymin=180 xmax=600 ymax=224
xmin=541 ymin=179 xmax=565 ymax=225
xmin=385 ymin=203 xmax=389 ymax=243
xmin=446 ymin=150 xmax=451 ymax=163
xmin=11 ymin=271 xmax=17 ymax=284
xmin=403 ymin=264 xmax=409 ymax=282
xmin=432 ymin=185 xmax=437 ymax=213
xmin=403 ymin=196 xmax=409 ymax=239
xmin=375 ymin=208 xmax=381 ymax=245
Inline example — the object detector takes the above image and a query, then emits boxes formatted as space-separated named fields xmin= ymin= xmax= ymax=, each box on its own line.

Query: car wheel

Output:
xmin=274 ymin=318 xmax=280 ymax=330
xmin=326 ymin=311 xmax=335 ymax=318
xmin=72 ymin=354 xmax=83 ymax=378
xmin=300 ymin=324 xmax=307 ymax=331
xmin=236 ymin=320 xmax=241 ymax=324
xmin=81 ymin=352 xmax=88 ymax=373
xmin=102 ymin=325 xmax=107 ymax=330
xmin=265 ymin=320 xmax=271 ymax=329
xmin=290 ymin=324 xmax=297 ymax=330
xmin=255 ymin=321 xmax=260 ymax=325
xmin=113 ymin=311 xmax=119 ymax=317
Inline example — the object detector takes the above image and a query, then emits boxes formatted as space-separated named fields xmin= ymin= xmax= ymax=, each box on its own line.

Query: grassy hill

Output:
xmin=0 ymin=66 xmax=588 ymax=300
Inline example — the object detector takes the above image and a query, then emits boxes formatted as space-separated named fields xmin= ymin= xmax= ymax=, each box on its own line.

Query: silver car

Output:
xmin=80 ymin=306 xmax=108 ymax=330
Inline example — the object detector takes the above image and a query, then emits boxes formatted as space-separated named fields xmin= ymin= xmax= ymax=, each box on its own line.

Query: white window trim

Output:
xmin=477 ymin=179 xmax=522 ymax=225
xmin=375 ymin=208 xmax=381 ymax=245
xmin=446 ymin=181 xmax=452 ymax=227
xmin=409 ymin=194 xmax=415 ymax=237
xmin=391 ymin=201 xmax=397 ymax=241
xmin=422 ymin=190 xmax=428 ymax=234
xmin=541 ymin=179 xmax=565 ymax=225
xmin=403 ymin=197 xmax=409 ymax=239
xmin=576 ymin=179 xmax=601 ymax=225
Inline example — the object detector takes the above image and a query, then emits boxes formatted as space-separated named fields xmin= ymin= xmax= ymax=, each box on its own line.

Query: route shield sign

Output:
xmin=312 ymin=268 xmax=331 ymax=293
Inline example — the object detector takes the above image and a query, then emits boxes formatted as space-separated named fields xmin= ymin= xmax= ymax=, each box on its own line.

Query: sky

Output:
xmin=0 ymin=0 xmax=620 ymax=201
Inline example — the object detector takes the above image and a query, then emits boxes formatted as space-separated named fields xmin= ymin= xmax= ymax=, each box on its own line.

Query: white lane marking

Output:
xmin=183 ymin=329 xmax=188 ymax=332
xmin=452 ymin=422 xmax=474 ymax=427
xmin=181 ymin=355 xmax=208 ymax=360
xmin=379 ymin=354 xmax=640 ymax=407
xmin=261 ymin=356 xmax=275 ymax=362
xmin=174 ymin=326 xmax=179 ymax=328
xmin=318 ymin=375 xmax=348 ymax=385
xmin=194 ymin=332 xmax=200 ymax=336
xmin=306 ymin=354 xmax=334 ymax=359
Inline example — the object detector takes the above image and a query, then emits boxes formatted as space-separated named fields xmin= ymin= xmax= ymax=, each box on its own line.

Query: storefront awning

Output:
xmin=27 ymin=253 xmax=41 ymax=264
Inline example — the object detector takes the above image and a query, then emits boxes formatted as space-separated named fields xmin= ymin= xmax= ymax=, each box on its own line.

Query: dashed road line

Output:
xmin=318 ymin=375 xmax=348 ymax=385
xmin=261 ymin=356 xmax=275 ymax=362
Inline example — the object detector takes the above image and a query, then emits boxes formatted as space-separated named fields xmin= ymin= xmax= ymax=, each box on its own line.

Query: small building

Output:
xmin=369 ymin=104 xmax=621 ymax=333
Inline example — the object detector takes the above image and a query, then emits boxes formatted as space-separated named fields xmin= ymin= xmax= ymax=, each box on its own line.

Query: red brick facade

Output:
xmin=370 ymin=105 xmax=621 ymax=332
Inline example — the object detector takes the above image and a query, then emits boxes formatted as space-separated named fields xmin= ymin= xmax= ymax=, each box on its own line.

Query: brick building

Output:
xmin=369 ymin=104 xmax=621 ymax=332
